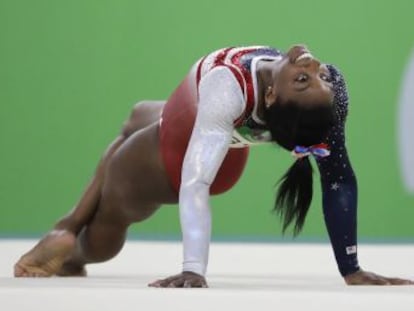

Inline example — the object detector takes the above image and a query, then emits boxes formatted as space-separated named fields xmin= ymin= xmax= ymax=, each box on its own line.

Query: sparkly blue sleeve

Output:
xmin=315 ymin=65 xmax=360 ymax=277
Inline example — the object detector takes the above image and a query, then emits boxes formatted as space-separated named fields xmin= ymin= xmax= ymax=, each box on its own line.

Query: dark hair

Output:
xmin=263 ymin=97 xmax=337 ymax=235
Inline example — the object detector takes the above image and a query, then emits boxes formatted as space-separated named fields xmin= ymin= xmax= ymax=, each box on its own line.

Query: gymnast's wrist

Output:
xmin=183 ymin=261 xmax=206 ymax=276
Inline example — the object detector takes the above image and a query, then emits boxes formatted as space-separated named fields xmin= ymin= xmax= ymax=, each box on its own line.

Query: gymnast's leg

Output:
xmin=14 ymin=101 xmax=166 ymax=277
xmin=57 ymin=121 xmax=178 ymax=276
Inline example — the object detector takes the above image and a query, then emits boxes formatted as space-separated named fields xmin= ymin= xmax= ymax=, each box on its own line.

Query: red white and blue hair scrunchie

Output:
xmin=291 ymin=143 xmax=331 ymax=159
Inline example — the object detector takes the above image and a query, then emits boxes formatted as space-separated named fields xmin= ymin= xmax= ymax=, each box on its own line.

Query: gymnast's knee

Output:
xmin=121 ymin=100 xmax=164 ymax=137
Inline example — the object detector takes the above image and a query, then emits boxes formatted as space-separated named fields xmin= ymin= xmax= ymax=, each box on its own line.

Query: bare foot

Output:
xmin=14 ymin=230 xmax=77 ymax=277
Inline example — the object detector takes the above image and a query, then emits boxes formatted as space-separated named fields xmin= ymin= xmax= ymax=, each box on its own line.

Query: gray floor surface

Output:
xmin=1 ymin=240 xmax=413 ymax=310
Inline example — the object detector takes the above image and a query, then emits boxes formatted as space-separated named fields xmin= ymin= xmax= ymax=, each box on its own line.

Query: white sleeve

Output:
xmin=179 ymin=66 xmax=245 ymax=276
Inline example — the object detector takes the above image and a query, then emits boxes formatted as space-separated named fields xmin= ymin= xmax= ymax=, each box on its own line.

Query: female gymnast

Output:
xmin=14 ymin=44 xmax=413 ymax=287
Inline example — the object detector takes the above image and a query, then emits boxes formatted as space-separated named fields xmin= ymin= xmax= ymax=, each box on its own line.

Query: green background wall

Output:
xmin=1 ymin=0 xmax=413 ymax=241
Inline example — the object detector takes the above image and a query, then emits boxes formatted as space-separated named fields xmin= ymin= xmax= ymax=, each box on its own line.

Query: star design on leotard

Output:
xmin=331 ymin=182 xmax=340 ymax=191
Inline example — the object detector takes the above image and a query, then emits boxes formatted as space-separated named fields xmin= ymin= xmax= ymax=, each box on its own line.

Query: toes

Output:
xmin=14 ymin=263 xmax=26 ymax=277
xmin=14 ymin=262 xmax=52 ymax=278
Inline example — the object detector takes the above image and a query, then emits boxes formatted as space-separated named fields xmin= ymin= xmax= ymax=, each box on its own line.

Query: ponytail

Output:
xmin=263 ymin=96 xmax=337 ymax=235
xmin=274 ymin=157 xmax=313 ymax=236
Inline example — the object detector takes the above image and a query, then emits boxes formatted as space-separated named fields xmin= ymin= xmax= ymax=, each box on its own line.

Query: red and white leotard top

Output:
xmin=196 ymin=46 xmax=281 ymax=146
xmin=159 ymin=46 xmax=283 ymax=277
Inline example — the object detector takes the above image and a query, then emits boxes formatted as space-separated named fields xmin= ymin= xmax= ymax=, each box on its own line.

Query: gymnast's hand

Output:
xmin=148 ymin=271 xmax=208 ymax=288
xmin=344 ymin=269 xmax=414 ymax=285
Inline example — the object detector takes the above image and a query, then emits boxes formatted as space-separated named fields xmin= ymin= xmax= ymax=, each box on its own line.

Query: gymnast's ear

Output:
xmin=265 ymin=86 xmax=278 ymax=109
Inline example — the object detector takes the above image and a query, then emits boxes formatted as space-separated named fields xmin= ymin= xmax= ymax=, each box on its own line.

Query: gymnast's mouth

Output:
xmin=287 ymin=45 xmax=313 ymax=63
xmin=295 ymin=52 xmax=314 ymax=63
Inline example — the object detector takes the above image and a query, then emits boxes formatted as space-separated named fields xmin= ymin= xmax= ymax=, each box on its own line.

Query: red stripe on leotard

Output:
xmin=230 ymin=49 xmax=257 ymax=118
xmin=196 ymin=47 xmax=258 ymax=125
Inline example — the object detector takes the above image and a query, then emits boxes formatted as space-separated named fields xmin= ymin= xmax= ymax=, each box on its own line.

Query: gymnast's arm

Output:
xmin=149 ymin=66 xmax=244 ymax=288
xmin=315 ymin=110 xmax=360 ymax=277
xmin=176 ymin=67 xmax=244 ymax=285
xmin=316 ymin=66 xmax=413 ymax=285
xmin=316 ymin=65 xmax=360 ymax=278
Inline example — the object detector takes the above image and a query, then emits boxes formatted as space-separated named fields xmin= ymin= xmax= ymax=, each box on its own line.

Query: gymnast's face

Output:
xmin=266 ymin=45 xmax=334 ymax=107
